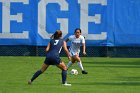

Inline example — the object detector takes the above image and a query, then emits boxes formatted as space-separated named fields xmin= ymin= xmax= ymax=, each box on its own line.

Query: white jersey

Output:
xmin=68 ymin=35 xmax=85 ymax=54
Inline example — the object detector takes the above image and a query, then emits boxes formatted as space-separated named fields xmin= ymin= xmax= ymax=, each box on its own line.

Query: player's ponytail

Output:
xmin=50 ymin=34 xmax=54 ymax=39
xmin=50 ymin=30 xmax=62 ymax=39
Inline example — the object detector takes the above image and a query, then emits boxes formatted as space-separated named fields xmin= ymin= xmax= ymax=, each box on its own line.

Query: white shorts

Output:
xmin=70 ymin=51 xmax=79 ymax=57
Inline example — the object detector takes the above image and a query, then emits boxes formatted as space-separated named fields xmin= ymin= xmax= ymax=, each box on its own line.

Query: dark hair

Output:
xmin=74 ymin=28 xmax=81 ymax=33
xmin=50 ymin=30 xmax=62 ymax=39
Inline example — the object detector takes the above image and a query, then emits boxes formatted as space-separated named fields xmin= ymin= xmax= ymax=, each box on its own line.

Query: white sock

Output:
xmin=77 ymin=62 xmax=84 ymax=71
xmin=67 ymin=61 xmax=73 ymax=69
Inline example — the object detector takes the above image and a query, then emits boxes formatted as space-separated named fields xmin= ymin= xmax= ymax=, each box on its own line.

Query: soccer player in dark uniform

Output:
xmin=28 ymin=30 xmax=71 ymax=86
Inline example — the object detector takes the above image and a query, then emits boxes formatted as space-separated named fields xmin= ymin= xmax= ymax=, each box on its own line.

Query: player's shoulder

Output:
xmin=79 ymin=35 xmax=85 ymax=39
xmin=59 ymin=38 xmax=64 ymax=41
xmin=50 ymin=38 xmax=64 ymax=42
xmin=68 ymin=35 xmax=75 ymax=39
xmin=69 ymin=35 xmax=75 ymax=38
xmin=49 ymin=39 xmax=54 ymax=42
xmin=58 ymin=39 xmax=65 ymax=44
xmin=60 ymin=39 xmax=65 ymax=44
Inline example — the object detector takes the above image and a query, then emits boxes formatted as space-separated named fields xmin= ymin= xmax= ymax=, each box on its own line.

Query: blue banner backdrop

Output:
xmin=0 ymin=0 xmax=140 ymax=46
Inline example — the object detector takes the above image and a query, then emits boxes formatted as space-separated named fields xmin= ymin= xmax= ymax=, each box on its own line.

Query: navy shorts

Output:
xmin=44 ymin=57 xmax=62 ymax=65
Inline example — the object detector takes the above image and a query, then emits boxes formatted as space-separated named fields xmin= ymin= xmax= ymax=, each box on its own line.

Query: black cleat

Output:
xmin=82 ymin=70 xmax=88 ymax=74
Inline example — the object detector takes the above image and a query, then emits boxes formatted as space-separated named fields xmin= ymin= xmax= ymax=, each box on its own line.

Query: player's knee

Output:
xmin=40 ymin=67 xmax=47 ymax=73
xmin=40 ymin=69 xmax=45 ymax=73
xmin=63 ymin=66 xmax=67 ymax=70
xmin=76 ymin=57 xmax=81 ymax=61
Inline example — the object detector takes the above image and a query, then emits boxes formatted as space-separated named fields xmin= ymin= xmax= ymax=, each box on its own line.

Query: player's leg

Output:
xmin=57 ymin=61 xmax=71 ymax=86
xmin=67 ymin=57 xmax=76 ymax=69
xmin=28 ymin=63 xmax=49 ymax=84
xmin=67 ymin=51 xmax=77 ymax=69
xmin=75 ymin=55 xmax=88 ymax=74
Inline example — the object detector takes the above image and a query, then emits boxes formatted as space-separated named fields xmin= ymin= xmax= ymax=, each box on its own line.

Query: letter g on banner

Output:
xmin=38 ymin=0 xmax=69 ymax=39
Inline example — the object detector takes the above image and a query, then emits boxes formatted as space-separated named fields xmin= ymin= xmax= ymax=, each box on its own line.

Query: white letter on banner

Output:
xmin=38 ymin=0 xmax=68 ymax=39
xmin=0 ymin=0 xmax=29 ymax=39
xmin=78 ymin=0 xmax=107 ymax=40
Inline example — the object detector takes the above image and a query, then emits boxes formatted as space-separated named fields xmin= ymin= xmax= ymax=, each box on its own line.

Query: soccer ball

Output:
xmin=70 ymin=69 xmax=78 ymax=75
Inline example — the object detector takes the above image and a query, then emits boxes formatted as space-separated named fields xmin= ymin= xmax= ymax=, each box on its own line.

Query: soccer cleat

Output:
xmin=82 ymin=70 xmax=88 ymax=74
xmin=28 ymin=80 xmax=32 ymax=85
xmin=62 ymin=83 xmax=72 ymax=86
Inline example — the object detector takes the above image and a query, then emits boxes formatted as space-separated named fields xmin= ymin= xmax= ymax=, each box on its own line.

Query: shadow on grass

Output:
xmin=86 ymin=61 xmax=140 ymax=65
xmin=86 ymin=65 xmax=140 ymax=68
xmin=93 ymin=82 xmax=140 ymax=86
xmin=74 ymin=81 xmax=140 ymax=86
xmin=74 ymin=76 xmax=140 ymax=86
xmin=118 ymin=76 xmax=140 ymax=81
xmin=85 ymin=61 xmax=140 ymax=68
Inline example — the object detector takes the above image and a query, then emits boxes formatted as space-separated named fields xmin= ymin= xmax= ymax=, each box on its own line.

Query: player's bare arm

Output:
xmin=45 ymin=43 xmax=50 ymax=52
xmin=63 ymin=41 xmax=71 ymax=60
xmin=82 ymin=43 xmax=86 ymax=55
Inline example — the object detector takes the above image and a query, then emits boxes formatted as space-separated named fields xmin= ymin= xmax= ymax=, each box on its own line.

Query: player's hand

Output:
xmin=83 ymin=52 xmax=87 ymax=55
xmin=68 ymin=56 xmax=71 ymax=61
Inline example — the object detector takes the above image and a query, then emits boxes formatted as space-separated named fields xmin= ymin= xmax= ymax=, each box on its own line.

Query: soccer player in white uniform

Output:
xmin=66 ymin=28 xmax=88 ymax=74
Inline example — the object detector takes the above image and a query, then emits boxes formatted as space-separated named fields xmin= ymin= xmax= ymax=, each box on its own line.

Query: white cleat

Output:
xmin=62 ymin=83 xmax=72 ymax=86
xmin=28 ymin=80 xmax=32 ymax=85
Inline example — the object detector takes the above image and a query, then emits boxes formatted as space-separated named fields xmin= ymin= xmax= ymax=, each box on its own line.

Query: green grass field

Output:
xmin=0 ymin=56 xmax=140 ymax=93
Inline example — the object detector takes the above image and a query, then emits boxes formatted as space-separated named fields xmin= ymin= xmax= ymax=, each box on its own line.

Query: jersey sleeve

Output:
xmin=81 ymin=36 xmax=85 ymax=43
xmin=49 ymin=39 xmax=52 ymax=44
xmin=68 ymin=35 xmax=73 ymax=41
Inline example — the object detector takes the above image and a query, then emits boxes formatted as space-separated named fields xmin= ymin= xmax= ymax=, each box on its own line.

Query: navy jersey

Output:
xmin=47 ymin=39 xmax=63 ymax=56
xmin=44 ymin=39 xmax=64 ymax=65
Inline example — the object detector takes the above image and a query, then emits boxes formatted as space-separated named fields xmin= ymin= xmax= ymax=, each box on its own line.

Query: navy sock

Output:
xmin=62 ymin=70 xmax=67 ymax=84
xmin=31 ymin=70 xmax=42 ymax=82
